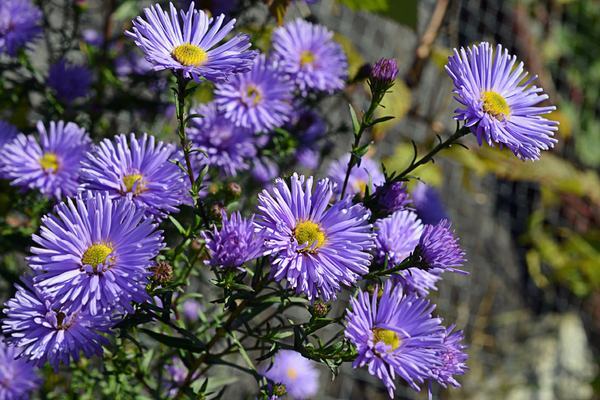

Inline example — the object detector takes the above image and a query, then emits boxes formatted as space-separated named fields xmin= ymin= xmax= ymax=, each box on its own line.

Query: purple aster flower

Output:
xmin=0 ymin=120 xmax=91 ymax=200
xmin=187 ymin=101 xmax=257 ymax=177
xmin=163 ymin=357 xmax=202 ymax=396
xmin=47 ymin=60 xmax=93 ymax=105
xmin=114 ymin=50 xmax=154 ymax=76
xmin=411 ymin=182 xmax=448 ymax=225
xmin=271 ymin=18 xmax=348 ymax=96
xmin=0 ymin=336 xmax=44 ymax=399
xmin=27 ymin=191 xmax=164 ymax=315
xmin=373 ymin=181 xmax=411 ymax=214
xmin=374 ymin=210 xmax=423 ymax=266
xmin=0 ymin=0 xmax=42 ymax=57
xmin=416 ymin=220 xmax=467 ymax=274
xmin=344 ymin=280 xmax=445 ymax=397
xmin=256 ymin=173 xmax=375 ymax=301
xmin=374 ymin=210 xmax=442 ymax=297
xmin=125 ymin=2 xmax=257 ymax=83
xmin=214 ymin=54 xmax=294 ymax=133
xmin=260 ymin=350 xmax=319 ymax=400
xmin=0 ymin=119 xmax=18 ymax=150
xmin=430 ymin=324 xmax=469 ymax=390
xmin=2 ymin=274 xmax=113 ymax=373
xmin=286 ymin=107 xmax=327 ymax=170
xmin=81 ymin=29 xmax=104 ymax=47
xmin=181 ymin=298 xmax=203 ymax=320
xmin=252 ymin=157 xmax=279 ymax=187
xmin=79 ymin=133 xmax=189 ymax=219
xmin=327 ymin=154 xmax=385 ymax=199
xmin=371 ymin=57 xmax=399 ymax=85
xmin=0 ymin=119 xmax=19 ymax=180
xmin=446 ymin=42 xmax=559 ymax=161
xmin=180 ymin=0 xmax=240 ymax=18
xmin=201 ymin=211 xmax=265 ymax=270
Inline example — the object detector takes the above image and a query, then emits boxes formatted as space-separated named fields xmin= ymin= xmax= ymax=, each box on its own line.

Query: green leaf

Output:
xmin=371 ymin=116 xmax=395 ymax=125
xmin=168 ymin=216 xmax=187 ymax=236
xmin=353 ymin=141 xmax=374 ymax=158
xmin=349 ymin=104 xmax=361 ymax=137
xmin=140 ymin=329 xmax=206 ymax=353
xmin=184 ymin=113 xmax=204 ymax=123
xmin=228 ymin=331 xmax=255 ymax=371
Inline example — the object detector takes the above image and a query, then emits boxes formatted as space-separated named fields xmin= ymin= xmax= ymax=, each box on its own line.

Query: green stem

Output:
xmin=174 ymin=275 xmax=271 ymax=399
xmin=175 ymin=72 xmax=210 ymax=230
xmin=340 ymin=94 xmax=384 ymax=198
xmin=394 ymin=125 xmax=471 ymax=181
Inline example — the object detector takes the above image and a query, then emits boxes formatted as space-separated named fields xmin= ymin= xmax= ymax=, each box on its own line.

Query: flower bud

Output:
xmin=227 ymin=182 xmax=242 ymax=197
xmin=210 ymin=202 xmax=227 ymax=221
xmin=371 ymin=58 xmax=399 ymax=85
xmin=374 ymin=181 xmax=411 ymax=214
xmin=272 ymin=383 xmax=287 ymax=397
xmin=151 ymin=262 xmax=173 ymax=284
xmin=310 ymin=301 xmax=330 ymax=318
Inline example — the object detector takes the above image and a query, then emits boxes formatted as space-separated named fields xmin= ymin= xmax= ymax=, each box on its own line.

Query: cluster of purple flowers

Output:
xmin=0 ymin=0 xmax=565 ymax=397
xmin=344 ymin=281 xmax=469 ymax=398
xmin=127 ymin=2 xmax=349 ymax=179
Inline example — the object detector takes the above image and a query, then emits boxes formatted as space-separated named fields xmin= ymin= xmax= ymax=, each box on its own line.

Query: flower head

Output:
xmin=47 ymin=60 xmax=93 ymax=104
xmin=27 ymin=191 xmax=164 ymax=315
xmin=187 ymin=101 xmax=257 ymax=177
xmin=260 ymin=350 xmax=319 ymax=400
xmin=416 ymin=220 xmax=467 ymax=274
xmin=373 ymin=181 xmax=411 ymax=214
xmin=256 ymin=173 xmax=375 ymax=301
xmin=411 ymin=182 xmax=448 ymax=225
xmin=2 ymin=275 xmax=113 ymax=373
xmin=0 ymin=0 xmax=42 ymax=56
xmin=430 ymin=324 xmax=469 ymax=389
xmin=0 ymin=119 xmax=19 ymax=180
xmin=344 ymin=280 xmax=445 ymax=397
xmin=0 ymin=120 xmax=91 ymax=200
xmin=327 ymin=154 xmax=385 ymax=199
xmin=0 ymin=119 xmax=18 ymax=150
xmin=79 ymin=133 xmax=189 ymax=219
xmin=374 ymin=210 xmax=442 ymax=297
xmin=201 ymin=211 xmax=265 ymax=270
xmin=370 ymin=57 xmax=399 ymax=94
xmin=252 ymin=157 xmax=279 ymax=187
xmin=215 ymin=54 xmax=294 ymax=133
xmin=374 ymin=210 xmax=423 ymax=266
xmin=446 ymin=42 xmax=558 ymax=161
xmin=0 ymin=336 xmax=44 ymax=399
xmin=125 ymin=2 xmax=257 ymax=83
xmin=271 ymin=18 xmax=347 ymax=96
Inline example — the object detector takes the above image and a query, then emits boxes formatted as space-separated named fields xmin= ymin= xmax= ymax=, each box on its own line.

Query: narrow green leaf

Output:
xmin=140 ymin=329 xmax=206 ymax=353
xmin=372 ymin=116 xmax=395 ymax=125
xmin=349 ymin=104 xmax=361 ymax=137
xmin=184 ymin=113 xmax=204 ymax=123
xmin=168 ymin=216 xmax=187 ymax=236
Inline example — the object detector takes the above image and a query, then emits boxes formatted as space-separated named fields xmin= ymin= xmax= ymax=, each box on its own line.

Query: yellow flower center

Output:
xmin=294 ymin=221 xmax=325 ymax=252
xmin=172 ymin=43 xmax=208 ymax=67
xmin=246 ymin=85 xmax=261 ymax=103
xmin=481 ymin=90 xmax=510 ymax=120
xmin=286 ymin=366 xmax=297 ymax=380
xmin=40 ymin=153 xmax=59 ymax=171
xmin=373 ymin=328 xmax=400 ymax=351
xmin=300 ymin=51 xmax=315 ymax=65
xmin=123 ymin=174 xmax=143 ymax=193
xmin=82 ymin=244 xmax=113 ymax=268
